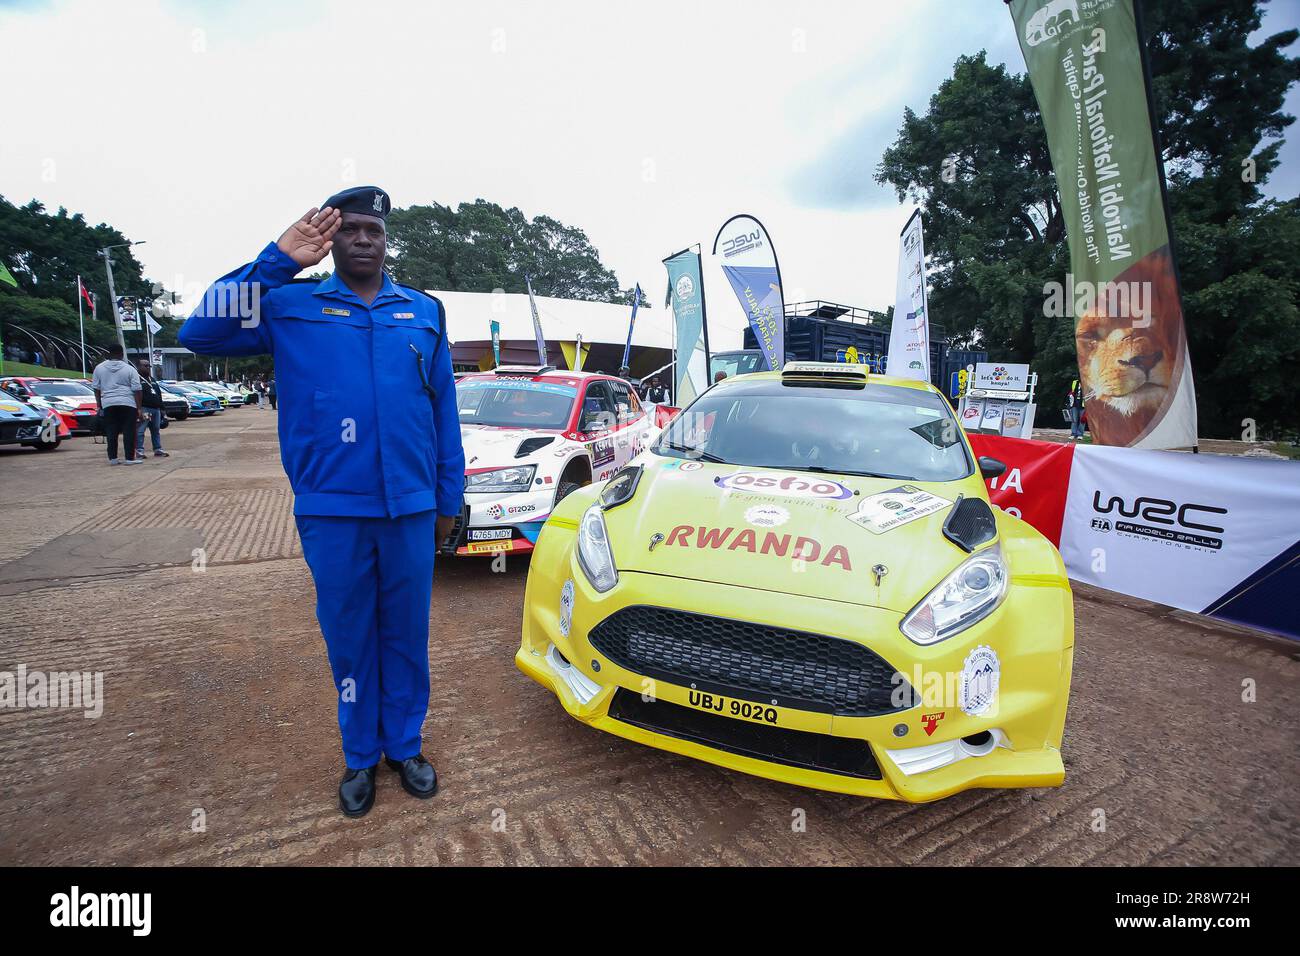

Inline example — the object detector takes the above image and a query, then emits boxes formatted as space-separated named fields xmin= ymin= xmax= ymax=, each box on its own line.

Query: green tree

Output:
xmin=0 ymin=195 xmax=169 ymax=366
xmin=876 ymin=0 xmax=1300 ymax=439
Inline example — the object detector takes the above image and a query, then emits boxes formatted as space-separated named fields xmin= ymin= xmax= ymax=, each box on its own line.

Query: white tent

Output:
xmin=429 ymin=288 xmax=741 ymax=376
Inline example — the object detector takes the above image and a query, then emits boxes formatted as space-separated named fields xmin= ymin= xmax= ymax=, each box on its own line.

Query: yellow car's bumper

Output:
xmin=518 ymin=521 xmax=1074 ymax=803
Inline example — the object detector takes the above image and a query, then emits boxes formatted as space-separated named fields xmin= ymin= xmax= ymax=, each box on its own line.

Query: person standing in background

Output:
xmin=91 ymin=344 xmax=143 ymax=465
xmin=133 ymin=360 xmax=169 ymax=459
xmin=641 ymin=376 xmax=669 ymax=404
xmin=267 ymin=375 xmax=277 ymax=411
xmin=1066 ymin=379 xmax=1085 ymax=440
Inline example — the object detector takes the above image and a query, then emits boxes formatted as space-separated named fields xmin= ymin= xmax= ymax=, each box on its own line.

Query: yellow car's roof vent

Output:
xmin=780 ymin=361 xmax=868 ymax=384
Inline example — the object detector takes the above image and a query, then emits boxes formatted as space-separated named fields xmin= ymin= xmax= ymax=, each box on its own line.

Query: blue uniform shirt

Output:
xmin=179 ymin=242 xmax=466 ymax=519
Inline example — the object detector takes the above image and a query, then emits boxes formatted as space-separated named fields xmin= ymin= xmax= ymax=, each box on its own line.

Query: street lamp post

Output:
xmin=98 ymin=241 xmax=145 ymax=357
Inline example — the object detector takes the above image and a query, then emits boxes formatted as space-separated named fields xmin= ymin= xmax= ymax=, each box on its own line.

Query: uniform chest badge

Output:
xmin=322 ymin=307 xmax=351 ymax=317
xmin=392 ymin=312 xmax=415 ymax=319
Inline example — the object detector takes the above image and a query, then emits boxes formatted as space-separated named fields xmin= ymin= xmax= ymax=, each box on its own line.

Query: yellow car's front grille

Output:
xmin=588 ymin=605 xmax=912 ymax=717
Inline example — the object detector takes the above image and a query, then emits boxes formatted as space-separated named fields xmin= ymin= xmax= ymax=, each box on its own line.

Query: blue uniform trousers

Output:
xmin=296 ymin=511 xmax=437 ymax=769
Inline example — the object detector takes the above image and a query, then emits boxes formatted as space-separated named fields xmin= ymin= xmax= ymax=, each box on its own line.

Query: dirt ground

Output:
xmin=0 ymin=409 xmax=1296 ymax=866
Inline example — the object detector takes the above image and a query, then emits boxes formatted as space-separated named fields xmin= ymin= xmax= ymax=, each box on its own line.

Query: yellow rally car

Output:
xmin=517 ymin=362 xmax=1073 ymax=802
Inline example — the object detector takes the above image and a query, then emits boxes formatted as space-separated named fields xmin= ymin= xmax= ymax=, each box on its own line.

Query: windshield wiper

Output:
xmin=661 ymin=442 xmax=727 ymax=464
xmin=792 ymin=465 xmax=913 ymax=480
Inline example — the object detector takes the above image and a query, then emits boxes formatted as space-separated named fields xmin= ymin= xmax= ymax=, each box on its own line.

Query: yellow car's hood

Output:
xmin=606 ymin=456 xmax=992 ymax=613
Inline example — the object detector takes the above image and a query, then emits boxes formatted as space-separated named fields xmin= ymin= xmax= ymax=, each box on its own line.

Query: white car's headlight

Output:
xmin=465 ymin=465 xmax=536 ymax=493
xmin=900 ymin=544 xmax=1008 ymax=645
xmin=576 ymin=505 xmax=618 ymax=592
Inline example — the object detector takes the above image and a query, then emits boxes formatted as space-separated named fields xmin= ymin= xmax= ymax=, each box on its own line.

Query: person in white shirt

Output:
xmin=91 ymin=344 xmax=143 ymax=464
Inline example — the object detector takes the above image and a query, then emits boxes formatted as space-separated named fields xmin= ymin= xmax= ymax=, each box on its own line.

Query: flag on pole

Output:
xmin=663 ymin=248 xmax=709 ymax=404
xmin=0 ymin=260 xmax=16 ymax=288
xmin=1007 ymin=0 xmax=1198 ymax=448
xmin=713 ymin=214 xmax=784 ymax=371
xmin=620 ymin=283 xmax=643 ymax=374
xmin=523 ymin=274 xmax=547 ymax=365
xmin=78 ymin=276 xmax=95 ymax=312
xmin=886 ymin=210 xmax=931 ymax=382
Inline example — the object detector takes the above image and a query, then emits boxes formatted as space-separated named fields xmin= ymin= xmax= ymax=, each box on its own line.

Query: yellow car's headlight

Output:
xmin=900 ymin=544 xmax=1008 ymax=645
xmin=577 ymin=505 xmax=618 ymax=592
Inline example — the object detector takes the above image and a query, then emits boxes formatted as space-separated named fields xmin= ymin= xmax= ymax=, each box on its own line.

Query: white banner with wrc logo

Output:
xmin=970 ymin=435 xmax=1300 ymax=641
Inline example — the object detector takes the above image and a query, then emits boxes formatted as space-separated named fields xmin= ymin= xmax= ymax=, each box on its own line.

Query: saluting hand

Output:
xmin=277 ymin=206 xmax=342 ymax=268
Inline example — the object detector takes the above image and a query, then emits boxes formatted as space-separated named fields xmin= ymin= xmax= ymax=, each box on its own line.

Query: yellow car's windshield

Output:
xmin=654 ymin=380 xmax=972 ymax=482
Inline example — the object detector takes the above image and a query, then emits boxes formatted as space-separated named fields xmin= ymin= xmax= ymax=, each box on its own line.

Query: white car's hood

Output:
xmin=462 ymin=424 xmax=562 ymax=470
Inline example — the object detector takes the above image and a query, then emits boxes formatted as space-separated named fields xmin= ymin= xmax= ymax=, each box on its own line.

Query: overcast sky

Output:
xmin=2 ymin=0 xmax=1297 ymax=347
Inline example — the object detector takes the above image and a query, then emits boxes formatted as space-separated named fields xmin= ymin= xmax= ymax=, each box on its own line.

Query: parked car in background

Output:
xmin=209 ymin=382 xmax=246 ymax=406
xmin=449 ymin=365 xmax=657 ymax=557
xmin=0 ymin=392 xmax=66 ymax=451
xmin=1 ymin=377 xmax=99 ymax=435
xmin=158 ymin=387 xmax=190 ymax=421
xmin=186 ymin=383 xmax=231 ymax=408
xmin=162 ymin=382 xmax=222 ymax=416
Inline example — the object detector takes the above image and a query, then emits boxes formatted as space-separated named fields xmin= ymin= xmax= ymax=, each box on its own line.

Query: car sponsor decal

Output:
xmin=744 ymin=504 xmax=789 ymax=528
xmin=484 ymin=502 xmax=537 ymax=521
xmin=678 ymin=460 xmax=703 ymax=472
xmin=921 ymin=712 xmax=945 ymax=736
xmin=590 ymin=439 xmax=615 ymax=467
xmin=715 ymin=471 xmax=853 ymax=500
xmin=663 ymin=525 xmax=852 ymax=570
xmin=458 ymin=379 xmax=577 ymax=398
xmin=559 ymin=579 xmax=575 ymax=638
xmin=959 ymin=645 xmax=1000 ymax=717
xmin=468 ymin=528 xmax=512 ymax=541
xmin=845 ymin=484 xmax=951 ymax=535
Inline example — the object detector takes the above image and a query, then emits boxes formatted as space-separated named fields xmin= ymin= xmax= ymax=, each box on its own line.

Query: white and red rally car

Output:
xmin=449 ymin=365 xmax=657 ymax=557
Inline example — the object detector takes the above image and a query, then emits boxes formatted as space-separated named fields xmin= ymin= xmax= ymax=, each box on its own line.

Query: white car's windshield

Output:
xmin=654 ymin=379 xmax=972 ymax=482
xmin=33 ymin=382 xmax=93 ymax=397
xmin=457 ymin=379 xmax=576 ymax=430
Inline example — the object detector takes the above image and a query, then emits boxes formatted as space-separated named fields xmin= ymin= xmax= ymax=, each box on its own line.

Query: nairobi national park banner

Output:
xmin=1009 ymin=0 xmax=1197 ymax=449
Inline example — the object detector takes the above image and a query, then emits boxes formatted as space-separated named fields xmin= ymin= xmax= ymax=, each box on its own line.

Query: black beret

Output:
xmin=322 ymin=185 xmax=391 ymax=220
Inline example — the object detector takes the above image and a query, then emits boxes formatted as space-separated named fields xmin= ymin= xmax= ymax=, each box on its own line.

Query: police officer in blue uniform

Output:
xmin=180 ymin=187 xmax=465 ymax=817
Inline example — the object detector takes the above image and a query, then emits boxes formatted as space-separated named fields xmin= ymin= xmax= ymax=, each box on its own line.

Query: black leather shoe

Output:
xmin=384 ymin=754 xmax=438 ymax=799
xmin=339 ymin=765 xmax=377 ymax=817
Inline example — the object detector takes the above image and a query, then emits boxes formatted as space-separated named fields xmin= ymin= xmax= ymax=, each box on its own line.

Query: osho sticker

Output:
xmin=744 ymin=504 xmax=790 ymax=528
xmin=846 ymin=484 xmax=950 ymax=535
xmin=559 ymin=579 xmax=575 ymax=637
xmin=715 ymin=471 xmax=852 ymax=500
xmin=959 ymin=645 xmax=999 ymax=716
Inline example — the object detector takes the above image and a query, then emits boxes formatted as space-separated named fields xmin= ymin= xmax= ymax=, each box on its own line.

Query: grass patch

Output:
xmin=0 ymin=360 xmax=90 ymax=380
